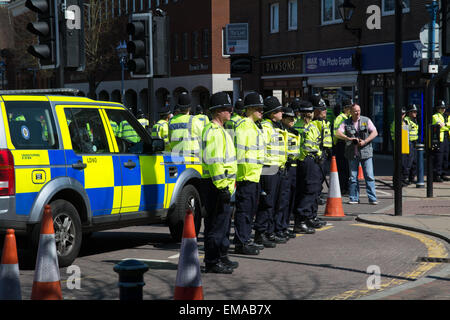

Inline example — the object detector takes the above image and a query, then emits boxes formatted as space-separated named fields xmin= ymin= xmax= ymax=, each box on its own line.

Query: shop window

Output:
xmin=321 ymin=0 xmax=343 ymax=25
xmin=382 ymin=0 xmax=410 ymax=16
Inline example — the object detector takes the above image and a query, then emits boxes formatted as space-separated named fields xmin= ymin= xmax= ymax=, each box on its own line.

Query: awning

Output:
xmin=307 ymin=74 xmax=358 ymax=87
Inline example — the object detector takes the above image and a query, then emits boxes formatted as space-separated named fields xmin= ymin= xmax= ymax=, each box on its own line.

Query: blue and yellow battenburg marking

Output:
xmin=8 ymin=101 xmax=202 ymax=218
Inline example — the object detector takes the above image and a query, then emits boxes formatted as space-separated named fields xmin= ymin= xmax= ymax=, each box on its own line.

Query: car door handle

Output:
xmin=169 ymin=166 xmax=178 ymax=178
xmin=124 ymin=160 xmax=136 ymax=169
xmin=72 ymin=161 xmax=87 ymax=170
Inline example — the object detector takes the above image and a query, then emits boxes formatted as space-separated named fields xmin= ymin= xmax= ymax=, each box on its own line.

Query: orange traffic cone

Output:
xmin=358 ymin=164 xmax=364 ymax=180
xmin=174 ymin=209 xmax=203 ymax=300
xmin=31 ymin=205 xmax=62 ymax=300
xmin=324 ymin=156 xmax=345 ymax=218
xmin=0 ymin=229 xmax=22 ymax=300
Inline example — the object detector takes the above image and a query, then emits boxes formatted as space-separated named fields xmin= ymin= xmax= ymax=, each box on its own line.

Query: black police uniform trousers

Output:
xmin=407 ymin=141 xmax=417 ymax=181
xmin=200 ymin=179 xmax=232 ymax=265
xmin=275 ymin=164 xmax=296 ymax=232
xmin=234 ymin=180 xmax=260 ymax=245
xmin=433 ymin=135 xmax=449 ymax=178
xmin=334 ymin=140 xmax=349 ymax=193
xmin=294 ymin=156 xmax=322 ymax=222
xmin=254 ymin=169 xmax=281 ymax=235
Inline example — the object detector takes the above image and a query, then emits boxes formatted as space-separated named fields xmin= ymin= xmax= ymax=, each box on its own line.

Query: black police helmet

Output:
xmin=175 ymin=92 xmax=191 ymax=110
xmin=209 ymin=91 xmax=232 ymax=111
xmin=298 ymin=100 xmax=314 ymax=112
xmin=159 ymin=105 xmax=172 ymax=116
xmin=288 ymin=98 xmax=302 ymax=112
xmin=244 ymin=92 xmax=264 ymax=108
xmin=436 ymin=100 xmax=446 ymax=109
xmin=137 ymin=109 xmax=145 ymax=118
xmin=282 ymin=107 xmax=295 ymax=118
xmin=234 ymin=98 xmax=245 ymax=111
xmin=406 ymin=104 xmax=418 ymax=113
xmin=309 ymin=94 xmax=327 ymax=110
xmin=263 ymin=96 xmax=283 ymax=115
xmin=342 ymin=98 xmax=353 ymax=109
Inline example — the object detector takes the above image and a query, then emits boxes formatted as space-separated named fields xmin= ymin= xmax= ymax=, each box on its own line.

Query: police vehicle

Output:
xmin=0 ymin=89 xmax=203 ymax=267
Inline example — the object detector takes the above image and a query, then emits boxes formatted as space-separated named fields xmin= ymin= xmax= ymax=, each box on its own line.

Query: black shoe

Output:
xmin=441 ymin=176 xmax=450 ymax=181
xmin=409 ymin=178 xmax=417 ymax=184
xmin=272 ymin=232 xmax=288 ymax=243
xmin=205 ymin=262 xmax=233 ymax=274
xmin=248 ymin=239 xmax=264 ymax=250
xmin=254 ymin=232 xmax=277 ymax=248
xmin=402 ymin=180 xmax=409 ymax=187
xmin=434 ymin=176 xmax=443 ymax=182
xmin=306 ymin=218 xmax=323 ymax=229
xmin=220 ymin=256 xmax=239 ymax=268
xmin=313 ymin=217 xmax=327 ymax=227
xmin=293 ymin=222 xmax=315 ymax=234
xmin=318 ymin=197 xmax=326 ymax=205
xmin=234 ymin=243 xmax=260 ymax=255
xmin=284 ymin=229 xmax=296 ymax=239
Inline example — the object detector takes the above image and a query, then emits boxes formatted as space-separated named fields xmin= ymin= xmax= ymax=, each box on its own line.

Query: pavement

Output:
xmin=320 ymin=153 xmax=450 ymax=300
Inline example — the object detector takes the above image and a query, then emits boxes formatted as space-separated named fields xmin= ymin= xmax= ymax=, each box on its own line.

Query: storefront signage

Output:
xmin=189 ymin=63 xmax=209 ymax=71
xmin=263 ymin=57 xmax=302 ymax=74
xmin=226 ymin=23 xmax=249 ymax=55
xmin=361 ymin=41 xmax=423 ymax=71
xmin=305 ymin=49 xmax=356 ymax=74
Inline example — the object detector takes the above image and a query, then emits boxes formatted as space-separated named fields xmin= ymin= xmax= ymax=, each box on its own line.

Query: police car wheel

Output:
xmin=46 ymin=200 xmax=82 ymax=267
xmin=168 ymin=184 xmax=202 ymax=242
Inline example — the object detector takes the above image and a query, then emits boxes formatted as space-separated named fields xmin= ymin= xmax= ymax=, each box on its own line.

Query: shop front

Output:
xmin=261 ymin=55 xmax=303 ymax=106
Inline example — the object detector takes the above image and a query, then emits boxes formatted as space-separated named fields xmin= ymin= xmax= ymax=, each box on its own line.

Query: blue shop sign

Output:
xmin=361 ymin=41 xmax=422 ymax=71
xmin=305 ymin=49 xmax=356 ymax=74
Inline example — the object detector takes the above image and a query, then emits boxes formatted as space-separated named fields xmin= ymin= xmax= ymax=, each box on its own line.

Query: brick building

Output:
xmin=2 ymin=0 xmax=232 ymax=123
xmin=230 ymin=0 xmax=448 ymax=153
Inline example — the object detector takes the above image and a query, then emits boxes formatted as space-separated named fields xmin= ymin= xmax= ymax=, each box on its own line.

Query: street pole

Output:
xmin=394 ymin=0 xmax=403 ymax=216
xmin=121 ymin=57 xmax=125 ymax=103
xmin=425 ymin=1 xmax=439 ymax=198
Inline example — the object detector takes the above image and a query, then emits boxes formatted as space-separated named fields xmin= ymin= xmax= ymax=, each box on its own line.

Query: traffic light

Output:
xmin=152 ymin=14 xmax=169 ymax=76
xmin=127 ymin=13 xmax=152 ymax=78
xmin=25 ymin=0 xmax=60 ymax=69
xmin=63 ymin=0 xmax=85 ymax=71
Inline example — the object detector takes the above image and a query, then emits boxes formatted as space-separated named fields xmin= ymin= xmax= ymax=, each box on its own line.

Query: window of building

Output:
xmin=163 ymin=0 xmax=168 ymax=4
xmin=182 ymin=32 xmax=188 ymax=60
xmin=155 ymin=0 xmax=160 ymax=7
xmin=192 ymin=31 xmax=199 ymax=59
xmin=288 ymin=0 xmax=298 ymax=30
xmin=270 ymin=2 xmax=279 ymax=33
xmin=321 ymin=0 xmax=343 ymax=25
xmin=173 ymin=33 xmax=179 ymax=61
xmin=202 ymin=29 xmax=209 ymax=58
xmin=382 ymin=0 xmax=410 ymax=15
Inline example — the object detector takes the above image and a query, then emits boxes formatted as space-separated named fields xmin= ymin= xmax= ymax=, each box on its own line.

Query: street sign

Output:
xmin=225 ymin=23 xmax=249 ymax=55
xmin=420 ymin=23 xmax=440 ymax=59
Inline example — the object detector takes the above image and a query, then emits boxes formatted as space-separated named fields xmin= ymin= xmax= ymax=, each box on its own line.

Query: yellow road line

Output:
xmin=296 ymin=225 xmax=334 ymax=238
xmin=328 ymin=223 xmax=448 ymax=300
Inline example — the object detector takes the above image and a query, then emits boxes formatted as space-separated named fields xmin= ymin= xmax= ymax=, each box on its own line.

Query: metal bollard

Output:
xmin=113 ymin=259 xmax=149 ymax=301
xmin=416 ymin=143 xmax=425 ymax=188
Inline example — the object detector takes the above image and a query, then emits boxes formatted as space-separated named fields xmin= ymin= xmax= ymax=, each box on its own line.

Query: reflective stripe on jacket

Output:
xmin=201 ymin=122 xmax=237 ymax=194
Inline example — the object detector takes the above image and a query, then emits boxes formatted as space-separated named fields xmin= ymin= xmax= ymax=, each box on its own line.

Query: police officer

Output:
xmin=390 ymin=107 xmax=410 ymax=186
xmin=233 ymin=92 xmax=266 ymax=255
xmin=151 ymin=105 xmax=173 ymax=148
xmin=333 ymin=99 xmax=352 ymax=195
xmin=168 ymin=92 xmax=204 ymax=158
xmin=432 ymin=100 xmax=450 ymax=182
xmin=224 ymin=98 xmax=245 ymax=145
xmin=293 ymin=100 xmax=320 ymax=234
xmin=194 ymin=105 xmax=210 ymax=128
xmin=254 ymin=96 xmax=287 ymax=248
xmin=277 ymin=105 xmax=300 ymax=239
xmin=311 ymin=95 xmax=332 ymax=206
xmin=137 ymin=109 xmax=149 ymax=130
xmin=405 ymin=104 xmax=419 ymax=183
xmin=119 ymin=108 xmax=139 ymax=143
xmin=200 ymin=91 xmax=237 ymax=274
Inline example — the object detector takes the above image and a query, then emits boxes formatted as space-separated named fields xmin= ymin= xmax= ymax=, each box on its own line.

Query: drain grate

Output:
xmin=416 ymin=257 xmax=450 ymax=263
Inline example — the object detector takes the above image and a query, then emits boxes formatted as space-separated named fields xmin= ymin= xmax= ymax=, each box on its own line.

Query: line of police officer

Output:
xmin=148 ymin=90 xmax=338 ymax=274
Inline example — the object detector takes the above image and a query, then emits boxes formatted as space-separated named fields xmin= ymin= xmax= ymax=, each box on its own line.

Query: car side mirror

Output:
xmin=152 ymin=138 xmax=165 ymax=152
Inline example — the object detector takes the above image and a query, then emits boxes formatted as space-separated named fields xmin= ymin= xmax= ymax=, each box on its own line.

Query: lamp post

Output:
xmin=116 ymin=41 xmax=128 ymax=103
xmin=338 ymin=0 xmax=362 ymax=42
